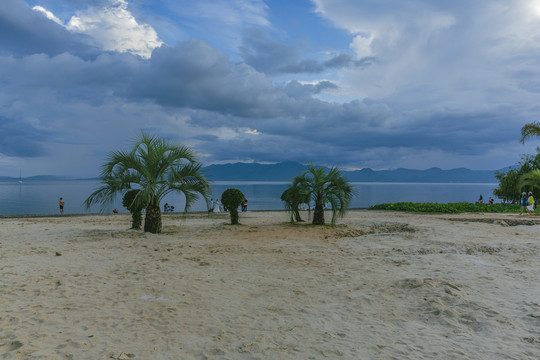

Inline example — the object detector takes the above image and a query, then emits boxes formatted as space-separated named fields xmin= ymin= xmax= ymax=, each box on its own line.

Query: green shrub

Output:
xmin=368 ymin=202 xmax=521 ymax=214
xmin=221 ymin=188 xmax=245 ymax=224
xmin=122 ymin=189 xmax=145 ymax=229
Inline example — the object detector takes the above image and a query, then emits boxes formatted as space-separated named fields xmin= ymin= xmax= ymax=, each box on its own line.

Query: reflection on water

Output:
xmin=0 ymin=180 xmax=498 ymax=216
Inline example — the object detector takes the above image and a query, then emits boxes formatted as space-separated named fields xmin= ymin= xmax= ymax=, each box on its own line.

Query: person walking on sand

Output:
xmin=520 ymin=192 xmax=528 ymax=215
xmin=527 ymin=192 xmax=535 ymax=215
xmin=59 ymin=197 xmax=64 ymax=215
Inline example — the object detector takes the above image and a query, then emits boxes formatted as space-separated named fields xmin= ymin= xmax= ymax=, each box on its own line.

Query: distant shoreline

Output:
xmin=0 ymin=208 xmax=373 ymax=219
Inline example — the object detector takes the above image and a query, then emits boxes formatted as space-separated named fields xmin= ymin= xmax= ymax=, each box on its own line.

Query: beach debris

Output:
xmin=55 ymin=251 xmax=62 ymax=256
xmin=6 ymin=340 xmax=23 ymax=352
xmin=110 ymin=352 xmax=135 ymax=359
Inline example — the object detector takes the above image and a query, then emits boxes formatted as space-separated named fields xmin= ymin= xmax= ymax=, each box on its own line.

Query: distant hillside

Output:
xmin=346 ymin=167 xmax=497 ymax=183
xmin=203 ymin=162 xmax=498 ymax=183
xmin=1 ymin=162 xmax=499 ymax=183
xmin=203 ymin=161 xmax=308 ymax=181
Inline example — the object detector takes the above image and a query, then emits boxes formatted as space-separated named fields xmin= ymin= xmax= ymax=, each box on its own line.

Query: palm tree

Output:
xmin=281 ymin=180 xmax=310 ymax=223
xmin=520 ymin=169 xmax=540 ymax=192
xmin=84 ymin=132 xmax=210 ymax=234
xmin=521 ymin=122 xmax=540 ymax=143
xmin=283 ymin=165 xmax=354 ymax=225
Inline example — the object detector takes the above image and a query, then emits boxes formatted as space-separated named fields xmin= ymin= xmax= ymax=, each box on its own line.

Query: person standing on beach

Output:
xmin=520 ymin=192 xmax=527 ymax=215
xmin=527 ymin=192 xmax=535 ymax=215
xmin=59 ymin=197 xmax=64 ymax=215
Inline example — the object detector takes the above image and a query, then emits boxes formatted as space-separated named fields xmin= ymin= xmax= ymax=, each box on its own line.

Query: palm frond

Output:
xmin=282 ymin=165 xmax=354 ymax=224
xmin=520 ymin=169 xmax=540 ymax=190
xmin=84 ymin=132 xmax=210 ymax=218
xmin=521 ymin=122 xmax=540 ymax=144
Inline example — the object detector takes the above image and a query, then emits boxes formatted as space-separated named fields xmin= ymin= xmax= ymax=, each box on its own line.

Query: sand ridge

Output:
xmin=0 ymin=210 xmax=539 ymax=359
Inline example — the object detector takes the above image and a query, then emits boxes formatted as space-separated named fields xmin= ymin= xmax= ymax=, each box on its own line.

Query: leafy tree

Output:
xmin=122 ymin=189 xmax=144 ymax=229
xmin=221 ymin=188 xmax=245 ymax=225
xmin=493 ymin=168 xmax=521 ymax=203
xmin=521 ymin=121 xmax=540 ymax=143
xmin=520 ymin=169 xmax=540 ymax=192
xmin=493 ymin=151 xmax=540 ymax=203
xmin=84 ymin=132 xmax=210 ymax=234
xmin=281 ymin=180 xmax=310 ymax=223
xmin=284 ymin=165 xmax=353 ymax=225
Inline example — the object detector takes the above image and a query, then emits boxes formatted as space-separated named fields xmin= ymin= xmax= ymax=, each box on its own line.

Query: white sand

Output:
xmin=0 ymin=210 xmax=539 ymax=359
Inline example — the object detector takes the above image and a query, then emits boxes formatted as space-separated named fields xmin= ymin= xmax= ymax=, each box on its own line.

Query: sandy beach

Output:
xmin=1 ymin=210 xmax=539 ymax=359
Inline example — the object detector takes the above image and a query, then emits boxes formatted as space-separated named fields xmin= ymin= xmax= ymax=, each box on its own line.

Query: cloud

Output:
xmin=32 ymin=5 xmax=62 ymax=24
xmin=0 ymin=0 xmax=100 ymax=58
xmin=0 ymin=115 xmax=48 ymax=157
xmin=239 ymin=28 xmax=372 ymax=75
xmin=144 ymin=0 xmax=270 ymax=52
xmin=65 ymin=0 xmax=163 ymax=58
xmin=4 ymin=0 xmax=163 ymax=59
xmin=0 ymin=33 xmax=525 ymax=174
xmin=124 ymin=40 xmax=292 ymax=118
xmin=1 ymin=0 xmax=538 ymax=177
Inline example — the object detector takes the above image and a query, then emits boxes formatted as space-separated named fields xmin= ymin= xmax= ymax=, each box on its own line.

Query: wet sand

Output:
xmin=1 ymin=210 xmax=539 ymax=359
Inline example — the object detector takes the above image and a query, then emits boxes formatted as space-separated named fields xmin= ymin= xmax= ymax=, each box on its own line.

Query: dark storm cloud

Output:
xmin=192 ymin=108 xmax=515 ymax=167
xmin=323 ymin=53 xmax=377 ymax=69
xmin=191 ymin=134 xmax=219 ymax=142
xmin=239 ymin=28 xmax=368 ymax=75
xmin=0 ymin=0 xmax=100 ymax=59
xmin=282 ymin=80 xmax=338 ymax=98
xmin=0 ymin=4 xmax=528 ymax=174
xmin=0 ymin=116 xmax=47 ymax=157
xmin=125 ymin=40 xmax=290 ymax=118
xmin=239 ymin=28 xmax=301 ymax=74
xmin=113 ymin=40 xmax=516 ymax=162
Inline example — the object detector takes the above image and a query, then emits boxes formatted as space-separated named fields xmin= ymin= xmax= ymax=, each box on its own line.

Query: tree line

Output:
xmin=493 ymin=122 xmax=540 ymax=204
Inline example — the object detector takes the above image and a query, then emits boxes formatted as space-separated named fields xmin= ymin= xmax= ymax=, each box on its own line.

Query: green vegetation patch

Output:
xmin=368 ymin=202 xmax=521 ymax=214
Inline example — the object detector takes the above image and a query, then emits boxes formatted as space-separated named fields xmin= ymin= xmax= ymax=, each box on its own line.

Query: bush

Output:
xmin=494 ymin=150 xmax=540 ymax=203
xmin=122 ymin=189 xmax=145 ymax=229
xmin=368 ymin=202 xmax=520 ymax=214
xmin=221 ymin=188 xmax=245 ymax=224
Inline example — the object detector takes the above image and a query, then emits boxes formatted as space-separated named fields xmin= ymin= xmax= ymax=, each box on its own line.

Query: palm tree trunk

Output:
xmin=293 ymin=207 xmax=302 ymax=222
xmin=312 ymin=197 xmax=325 ymax=225
xmin=144 ymin=199 xmax=162 ymax=233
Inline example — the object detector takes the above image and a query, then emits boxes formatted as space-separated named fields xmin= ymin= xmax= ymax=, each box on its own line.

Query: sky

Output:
xmin=2 ymin=0 xmax=540 ymax=177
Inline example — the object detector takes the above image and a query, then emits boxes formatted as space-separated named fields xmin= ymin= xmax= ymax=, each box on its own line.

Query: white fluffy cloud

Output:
xmin=33 ymin=0 xmax=162 ymax=58
xmin=32 ymin=5 xmax=62 ymax=24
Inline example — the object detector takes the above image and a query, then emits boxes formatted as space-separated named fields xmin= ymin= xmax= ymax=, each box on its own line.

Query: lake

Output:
xmin=0 ymin=180 xmax=499 ymax=216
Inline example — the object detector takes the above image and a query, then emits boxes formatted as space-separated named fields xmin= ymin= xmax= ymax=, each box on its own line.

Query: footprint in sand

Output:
xmin=0 ymin=340 xmax=23 ymax=354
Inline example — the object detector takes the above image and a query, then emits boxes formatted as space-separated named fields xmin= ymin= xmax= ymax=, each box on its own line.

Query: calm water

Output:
xmin=0 ymin=180 xmax=499 ymax=216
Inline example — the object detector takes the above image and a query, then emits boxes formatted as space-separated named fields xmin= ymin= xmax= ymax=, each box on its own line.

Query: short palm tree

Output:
xmin=84 ymin=132 xmax=210 ymax=234
xmin=281 ymin=180 xmax=310 ymax=223
xmin=283 ymin=165 xmax=353 ymax=225
xmin=521 ymin=122 xmax=540 ymax=143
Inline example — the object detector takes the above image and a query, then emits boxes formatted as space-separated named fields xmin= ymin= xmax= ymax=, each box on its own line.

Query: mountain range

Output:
xmin=203 ymin=162 xmax=498 ymax=183
xmin=1 ymin=162 xmax=500 ymax=183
